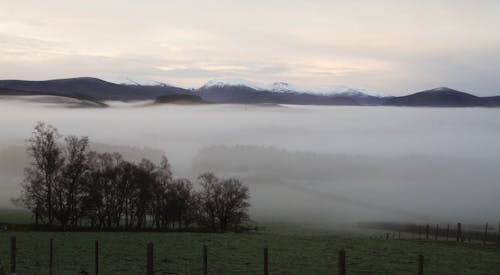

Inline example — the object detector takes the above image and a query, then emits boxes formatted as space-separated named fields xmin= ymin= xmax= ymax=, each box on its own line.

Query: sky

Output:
xmin=1 ymin=0 xmax=500 ymax=95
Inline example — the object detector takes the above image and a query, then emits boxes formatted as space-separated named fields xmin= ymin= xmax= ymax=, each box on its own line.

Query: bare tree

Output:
xmin=54 ymin=135 xmax=90 ymax=229
xmin=18 ymin=123 xmax=252 ymax=232
xmin=22 ymin=122 xmax=64 ymax=225
xmin=152 ymin=156 xmax=172 ymax=229
xmin=134 ymin=159 xmax=156 ymax=229
xmin=198 ymin=173 xmax=250 ymax=232
xmin=216 ymin=178 xmax=250 ymax=232
xmin=164 ymin=178 xmax=196 ymax=229
xmin=198 ymin=172 xmax=219 ymax=230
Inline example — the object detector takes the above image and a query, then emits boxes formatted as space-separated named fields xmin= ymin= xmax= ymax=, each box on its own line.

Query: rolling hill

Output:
xmin=1 ymin=77 xmax=499 ymax=107
xmin=0 ymin=87 xmax=108 ymax=107
xmin=0 ymin=77 xmax=189 ymax=101
xmin=384 ymin=87 xmax=500 ymax=107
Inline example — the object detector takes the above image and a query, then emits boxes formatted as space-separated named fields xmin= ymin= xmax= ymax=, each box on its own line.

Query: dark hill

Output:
xmin=384 ymin=87 xmax=484 ymax=107
xmin=0 ymin=77 xmax=190 ymax=101
xmin=2 ymin=78 xmax=500 ymax=107
xmin=480 ymin=95 xmax=500 ymax=107
xmin=0 ymin=87 xmax=108 ymax=107
xmin=196 ymin=86 xmax=359 ymax=105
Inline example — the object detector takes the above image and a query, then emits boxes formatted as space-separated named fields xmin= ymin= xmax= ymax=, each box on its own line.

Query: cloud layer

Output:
xmin=1 ymin=0 xmax=500 ymax=95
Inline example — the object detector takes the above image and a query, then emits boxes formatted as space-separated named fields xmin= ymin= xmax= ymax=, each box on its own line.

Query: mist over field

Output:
xmin=1 ymin=97 xmax=499 ymax=227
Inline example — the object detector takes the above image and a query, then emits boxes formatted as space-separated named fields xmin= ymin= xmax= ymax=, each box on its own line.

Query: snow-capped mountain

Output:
xmin=116 ymin=77 xmax=175 ymax=87
xmin=196 ymin=78 xmax=390 ymax=105
xmin=200 ymin=78 xmax=384 ymax=97
xmin=202 ymin=78 xmax=265 ymax=90
xmin=2 ymin=76 xmax=499 ymax=107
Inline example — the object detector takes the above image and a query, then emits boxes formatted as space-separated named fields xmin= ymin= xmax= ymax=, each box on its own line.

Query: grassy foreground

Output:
xmin=0 ymin=209 xmax=32 ymax=224
xmin=0 ymin=230 xmax=500 ymax=274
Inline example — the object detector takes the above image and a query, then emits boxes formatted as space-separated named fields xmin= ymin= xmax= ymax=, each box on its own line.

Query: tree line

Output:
xmin=16 ymin=122 xmax=251 ymax=232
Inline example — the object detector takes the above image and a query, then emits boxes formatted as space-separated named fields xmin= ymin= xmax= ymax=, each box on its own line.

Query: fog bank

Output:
xmin=1 ymin=98 xmax=499 ymax=226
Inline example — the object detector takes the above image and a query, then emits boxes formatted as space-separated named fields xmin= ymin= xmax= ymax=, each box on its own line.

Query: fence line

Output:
xmin=5 ymin=222 xmax=499 ymax=275
xmin=362 ymin=221 xmax=500 ymax=245
xmin=5 ymin=237 xmax=440 ymax=275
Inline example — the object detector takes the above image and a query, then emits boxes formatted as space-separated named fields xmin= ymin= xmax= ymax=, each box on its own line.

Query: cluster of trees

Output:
xmin=17 ymin=122 xmax=251 ymax=232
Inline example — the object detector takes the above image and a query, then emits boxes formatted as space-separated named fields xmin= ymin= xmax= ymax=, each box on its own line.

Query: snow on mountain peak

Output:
xmin=201 ymin=78 xmax=384 ymax=97
xmin=271 ymin=82 xmax=293 ymax=92
xmin=116 ymin=77 xmax=173 ymax=87
xmin=203 ymin=78 xmax=266 ymax=90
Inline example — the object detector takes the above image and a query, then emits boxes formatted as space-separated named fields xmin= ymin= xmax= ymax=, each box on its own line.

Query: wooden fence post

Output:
xmin=425 ymin=224 xmax=430 ymax=240
xmin=95 ymin=240 xmax=99 ymax=275
xmin=49 ymin=238 xmax=53 ymax=275
xmin=446 ymin=224 xmax=450 ymax=241
xmin=338 ymin=250 xmax=346 ymax=275
xmin=497 ymin=222 xmax=500 ymax=246
xmin=417 ymin=255 xmax=424 ymax=275
xmin=484 ymin=222 xmax=489 ymax=245
xmin=147 ymin=243 xmax=153 ymax=275
xmin=456 ymin=223 xmax=462 ymax=242
xmin=203 ymin=245 xmax=208 ymax=275
xmin=264 ymin=248 xmax=269 ymax=275
xmin=10 ymin=236 xmax=16 ymax=275
xmin=435 ymin=224 xmax=439 ymax=240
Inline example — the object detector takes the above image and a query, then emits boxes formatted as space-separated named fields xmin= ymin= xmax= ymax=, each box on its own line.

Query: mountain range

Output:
xmin=0 ymin=77 xmax=186 ymax=101
xmin=0 ymin=77 xmax=499 ymax=107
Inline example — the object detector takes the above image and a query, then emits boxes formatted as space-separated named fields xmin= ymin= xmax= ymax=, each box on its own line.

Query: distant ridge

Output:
xmin=0 ymin=87 xmax=108 ymax=107
xmin=481 ymin=95 xmax=500 ymax=107
xmin=195 ymin=79 xmax=390 ymax=105
xmin=0 ymin=77 xmax=499 ymax=107
xmin=196 ymin=85 xmax=361 ymax=105
xmin=0 ymin=77 xmax=189 ymax=101
xmin=384 ymin=87 xmax=500 ymax=107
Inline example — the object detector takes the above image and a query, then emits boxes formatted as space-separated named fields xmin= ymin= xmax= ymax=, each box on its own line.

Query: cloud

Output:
xmin=0 ymin=35 xmax=61 ymax=58
xmin=1 ymin=0 xmax=500 ymax=94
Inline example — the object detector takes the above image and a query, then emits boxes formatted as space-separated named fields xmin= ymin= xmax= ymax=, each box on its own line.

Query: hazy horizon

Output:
xmin=1 ymin=76 xmax=497 ymax=98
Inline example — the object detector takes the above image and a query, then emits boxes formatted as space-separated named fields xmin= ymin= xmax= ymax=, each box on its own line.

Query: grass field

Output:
xmin=0 ymin=209 xmax=32 ymax=224
xmin=1 ymin=231 xmax=500 ymax=274
xmin=1 ymin=210 xmax=500 ymax=274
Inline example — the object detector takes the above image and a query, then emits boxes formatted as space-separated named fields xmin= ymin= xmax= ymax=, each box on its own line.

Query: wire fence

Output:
xmin=1 ymin=224 xmax=500 ymax=274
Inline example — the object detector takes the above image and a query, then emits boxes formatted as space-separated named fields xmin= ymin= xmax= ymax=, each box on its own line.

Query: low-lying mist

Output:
xmin=1 ymin=97 xmax=499 ymax=227
xmin=193 ymin=145 xmax=500 ymax=226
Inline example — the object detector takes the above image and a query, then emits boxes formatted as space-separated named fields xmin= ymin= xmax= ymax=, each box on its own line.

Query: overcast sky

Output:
xmin=1 ymin=0 xmax=500 ymax=95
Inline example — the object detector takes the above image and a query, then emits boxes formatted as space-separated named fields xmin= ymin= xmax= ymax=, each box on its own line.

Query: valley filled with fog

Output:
xmin=1 ymin=97 xmax=499 ymax=228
